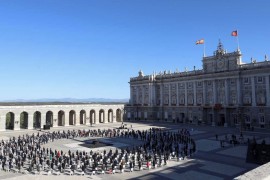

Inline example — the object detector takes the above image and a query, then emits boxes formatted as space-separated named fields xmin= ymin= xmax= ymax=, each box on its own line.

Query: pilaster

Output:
xmin=65 ymin=113 xmax=70 ymax=126
xmin=130 ymin=86 xmax=133 ymax=105
xmin=160 ymin=84 xmax=163 ymax=106
xmin=185 ymin=82 xmax=188 ymax=106
xmin=76 ymin=113 xmax=80 ymax=125
xmin=225 ymin=79 xmax=229 ymax=106
xmin=213 ymin=80 xmax=217 ymax=104
xmin=176 ymin=83 xmax=179 ymax=106
xmin=0 ymin=115 xmax=6 ymax=131
xmin=203 ymin=81 xmax=207 ymax=105
xmin=193 ymin=81 xmax=197 ymax=105
xmin=41 ymin=113 xmax=46 ymax=128
xmin=14 ymin=114 xmax=20 ymax=130
xmin=28 ymin=114 xmax=34 ymax=130
xmin=251 ymin=77 xmax=256 ymax=106
xmin=104 ymin=111 xmax=108 ymax=123
xmin=266 ymin=75 xmax=270 ymax=106
xmin=237 ymin=77 xmax=242 ymax=105
xmin=169 ymin=84 xmax=171 ymax=106
xmin=53 ymin=114 xmax=58 ymax=127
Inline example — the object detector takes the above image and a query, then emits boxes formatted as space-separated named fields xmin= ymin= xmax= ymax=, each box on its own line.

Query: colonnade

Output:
xmin=0 ymin=104 xmax=124 ymax=131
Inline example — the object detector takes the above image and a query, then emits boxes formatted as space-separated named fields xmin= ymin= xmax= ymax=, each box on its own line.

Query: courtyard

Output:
xmin=0 ymin=121 xmax=268 ymax=180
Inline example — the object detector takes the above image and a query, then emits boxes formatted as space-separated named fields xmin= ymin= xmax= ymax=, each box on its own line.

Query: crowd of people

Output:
xmin=0 ymin=126 xmax=196 ymax=176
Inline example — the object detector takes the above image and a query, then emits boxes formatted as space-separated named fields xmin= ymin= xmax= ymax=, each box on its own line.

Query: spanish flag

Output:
xmin=196 ymin=39 xmax=204 ymax=45
xmin=231 ymin=30 xmax=238 ymax=36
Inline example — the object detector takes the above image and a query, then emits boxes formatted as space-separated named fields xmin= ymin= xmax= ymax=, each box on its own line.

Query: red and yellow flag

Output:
xmin=196 ymin=39 xmax=204 ymax=45
xmin=231 ymin=30 xmax=238 ymax=36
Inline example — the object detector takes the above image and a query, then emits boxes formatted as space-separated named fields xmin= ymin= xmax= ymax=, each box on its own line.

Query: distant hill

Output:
xmin=0 ymin=98 xmax=129 ymax=106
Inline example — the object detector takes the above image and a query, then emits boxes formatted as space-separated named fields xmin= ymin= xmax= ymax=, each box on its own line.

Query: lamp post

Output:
xmin=238 ymin=106 xmax=243 ymax=134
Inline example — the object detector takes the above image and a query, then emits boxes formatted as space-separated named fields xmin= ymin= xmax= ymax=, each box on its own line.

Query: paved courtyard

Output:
xmin=0 ymin=121 xmax=269 ymax=180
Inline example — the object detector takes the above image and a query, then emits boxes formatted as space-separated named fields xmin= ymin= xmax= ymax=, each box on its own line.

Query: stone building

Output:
xmin=125 ymin=41 xmax=270 ymax=129
xmin=0 ymin=103 xmax=124 ymax=131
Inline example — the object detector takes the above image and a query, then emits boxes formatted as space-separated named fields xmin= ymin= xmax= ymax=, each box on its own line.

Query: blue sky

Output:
xmin=0 ymin=0 xmax=269 ymax=100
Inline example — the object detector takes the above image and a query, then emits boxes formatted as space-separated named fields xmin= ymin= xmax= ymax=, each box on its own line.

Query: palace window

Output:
xmin=197 ymin=96 xmax=202 ymax=105
xmin=259 ymin=116 xmax=265 ymax=124
xmin=179 ymin=83 xmax=184 ymax=88
xmin=197 ymin=82 xmax=202 ymax=87
xmin=180 ymin=96 xmax=185 ymax=105
xmin=243 ymin=96 xmax=251 ymax=105
xmin=243 ymin=77 xmax=249 ymax=84
xmin=257 ymin=76 xmax=263 ymax=83
xmin=257 ymin=93 xmax=266 ymax=105
xmin=188 ymin=95 xmax=194 ymax=105
xmin=171 ymin=95 xmax=176 ymax=105
xmin=244 ymin=115 xmax=251 ymax=123
xmin=233 ymin=115 xmax=238 ymax=125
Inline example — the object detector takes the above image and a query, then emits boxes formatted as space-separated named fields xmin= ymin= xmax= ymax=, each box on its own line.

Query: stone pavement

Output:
xmin=0 ymin=121 xmax=269 ymax=180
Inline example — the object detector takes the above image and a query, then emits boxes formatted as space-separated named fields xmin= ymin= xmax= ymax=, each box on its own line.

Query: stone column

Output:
xmin=203 ymin=81 xmax=207 ymax=105
xmin=224 ymin=79 xmax=229 ymax=106
xmin=28 ymin=114 xmax=34 ymax=130
xmin=104 ymin=111 xmax=108 ymax=123
xmin=152 ymin=84 xmax=156 ymax=106
xmin=85 ymin=111 xmax=90 ymax=125
xmin=160 ymin=84 xmax=163 ymax=106
xmin=14 ymin=114 xmax=20 ymax=130
xmin=193 ymin=81 xmax=197 ymax=106
xmin=111 ymin=111 xmax=115 ymax=123
xmin=94 ymin=111 xmax=99 ymax=124
xmin=76 ymin=113 xmax=80 ymax=126
xmin=136 ymin=86 xmax=139 ymax=105
xmin=130 ymin=86 xmax=133 ymax=105
xmin=148 ymin=83 xmax=152 ymax=106
xmin=223 ymin=79 xmax=229 ymax=127
xmin=213 ymin=80 xmax=217 ymax=104
xmin=0 ymin=115 xmax=6 ymax=131
xmin=185 ymin=82 xmax=188 ymax=106
xmin=142 ymin=85 xmax=145 ymax=105
xmin=169 ymin=84 xmax=171 ymax=106
xmin=65 ymin=112 xmax=70 ymax=126
xmin=176 ymin=83 xmax=179 ymax=106
xmin=266 ymin=75 xmax=270 ymax=106
xmin=237 ymin=77 xmax=242 ymax=105
xmin=41 ymin=113 xmax=46 ymax=129
xmin=251 ymin=76 xmax=256 ymax=106
xmin=53 ymin=114 xmax=58 ymax=127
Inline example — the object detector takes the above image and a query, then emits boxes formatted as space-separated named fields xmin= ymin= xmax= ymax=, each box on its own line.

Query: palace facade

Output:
xmin=125 ymin=41 xmax=270 ymax=129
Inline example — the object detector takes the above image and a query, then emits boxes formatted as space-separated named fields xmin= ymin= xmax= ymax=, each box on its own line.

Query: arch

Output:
xmin=80 ymin=110 xmax=86 ymax=125
xmin=46 ymin=111 xmax=53 ymax=127
xmin=90 ymin=110 xmax=96 ymax=125
xmin=58 ymin=110 xmax=65 ymax=126
xmin=99 ymin=109 xmax=105 ymax=123
xmin=20 ymin=111 xmax=28 ymax=129
xmin=108 ymin=109 xmax=113 ymax=123
xmin=69 ymin=110 xmax=76 ymax=125
xmin=6 ymin=112 xmax=14 ymax=130
xmin=33 ymin=111 xmax=41 ymax=129
xmin=116 ymin=109 xmax=122 ymax=122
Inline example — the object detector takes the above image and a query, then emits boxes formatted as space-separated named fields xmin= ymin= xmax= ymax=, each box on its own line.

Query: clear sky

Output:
xmin=0 ymin=0 xmax=269 ymax=101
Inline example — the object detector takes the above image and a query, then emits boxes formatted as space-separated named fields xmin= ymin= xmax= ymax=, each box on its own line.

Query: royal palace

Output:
xmin=125 ymin=41 xmax=270 ymax=129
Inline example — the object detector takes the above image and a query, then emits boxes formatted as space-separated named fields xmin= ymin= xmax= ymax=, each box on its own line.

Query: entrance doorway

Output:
xmin=219 ymin=114 xmax=225 ymax=126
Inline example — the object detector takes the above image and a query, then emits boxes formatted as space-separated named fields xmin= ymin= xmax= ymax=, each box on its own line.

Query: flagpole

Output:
xmin=236 ymin=30 xmax=240 ymax=51
xmin=203 ymin=40 xmax=206 ymax=57
xmin=236 ymin=35 xmax=240 ymax=51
